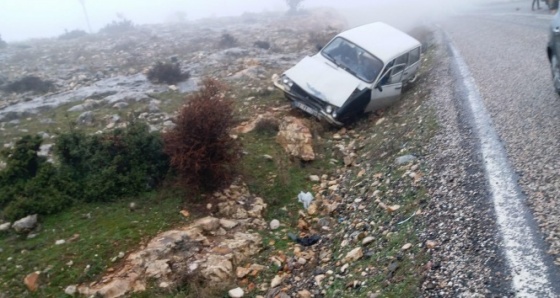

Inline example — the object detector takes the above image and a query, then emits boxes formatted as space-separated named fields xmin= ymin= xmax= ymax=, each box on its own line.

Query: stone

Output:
xmin=298 ymin=289 xmax=312 ymax=298
xmin=12 ymin=214 xmax=38 ymax=233
xmin=55 ymin=239 xmax=66 ymax=245
xmin=314 ymin=274 xmax=326 ymax=287
xmin=24 ymin=271 xmax=40 ymax=292
xmin=145 ymin=259 xmax=171 ymax=278
xmin=194 ymin=217 xmax=220 ymax=232
xmin=269 ymin=219 xmax=280 ymax=230
xmin=342 ymin=247 xmax=363 ymax=263
xmin=309 ymin=175 xmax=320 ymax=182
xmin=201 ymin=254 xmax=233 ymax=282
xmin=228 ymin=287 xmax=244 ymax=298
xmin=236 ymin=267 xmax=251 ymax=279
xmin=387 ymin=205 xmax=401 ymax=213
xmin=219 ymin=218 xmax=239 ymax=230
xmin=426 ymin=240 xmax=438 ymax=249
xmin=0 ymin=222 xmax=10 ymax=232
xmin=307 ymin=203 xmax=318 ymax=215
xmin=401 ymin=243 xmax=412 ymax=251
xmin=270 ymin=274 xmax=284 ymax=288
xmin=276 ymin=116 xmax=315 ymax=161
xmin=395 ymin=155 xmax=416 ymax=165
xmin=77 ymin=111 xmax=94 ymax=125
xmin=362 ymin=236 xmax=375 ymax=245
xmin=341 ymin=263 xmax=349 ymax=273
xmin=64 ymin=285 xmax=77 ymax=295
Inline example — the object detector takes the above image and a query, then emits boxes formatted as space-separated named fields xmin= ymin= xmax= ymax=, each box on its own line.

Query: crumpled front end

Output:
xmin=272 ymin=74 xmax=344 ymax=126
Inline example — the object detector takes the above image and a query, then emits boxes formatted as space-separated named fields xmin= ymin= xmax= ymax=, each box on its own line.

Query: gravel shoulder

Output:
xmin=419 ymin=29 xmax=513 ymax=297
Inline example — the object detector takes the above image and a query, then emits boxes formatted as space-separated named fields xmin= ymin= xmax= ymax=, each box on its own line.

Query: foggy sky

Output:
xmin=0 ymin=0 xmax=483 ymax=42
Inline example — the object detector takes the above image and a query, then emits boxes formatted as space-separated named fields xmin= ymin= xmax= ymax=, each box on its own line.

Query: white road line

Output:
xmin=448 ymin=40 xmax=557 ymax=296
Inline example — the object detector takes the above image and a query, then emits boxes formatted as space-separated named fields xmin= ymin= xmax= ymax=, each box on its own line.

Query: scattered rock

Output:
xmin=362 ymin=236 xmax=375 ymax=245
xmin=64 ymin=285 xmax=77 ymax=295
xmin=309 ymin=175 xmax=320 ymax=182
xmin=0 ymin=222 xmax=11 ymax=232
xmin=12 ymin=214 xmax=38 ymax=233
xmin=236 ymin=267 xmax=251 ymax=279
xmin=395 ymin=154 xmax=416 ymax=165
xmin=342 ymin=247 xmax=363 ymax=263
xmin=55 ymin=239 xmax=66 ymax=245
xmin=401 ymin=243 xmax=412 ymax=251
xmin=426 ymin=240 xmax=438 ymax=249
xmin=24 ymin=271 xmax=40 ymax=292
xmin=228 ymin=287 xmax=244 ymax=298
xmin=276 ymin=116 xmax=315 ymax=161
xmin=270 ymin=274 xmax=285 ymax=288
xmin=219 ymin=218 xmax=239 ymax=230
xmin=77 ymin=111 xmax=94 ymax=125
xmin=297 ymin=289 xmax=312 ymax=298
xmin=269 ymin=219 xmax=280 ymax=230
xmin=194 ymin=216 xmax=220 ymax=232
xmin=387 ymin=205 xmax=401 ymax=213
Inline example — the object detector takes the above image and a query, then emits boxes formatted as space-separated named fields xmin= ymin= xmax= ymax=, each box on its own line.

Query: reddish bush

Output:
xmin=163 ymin=78 xmax=241 ymax=192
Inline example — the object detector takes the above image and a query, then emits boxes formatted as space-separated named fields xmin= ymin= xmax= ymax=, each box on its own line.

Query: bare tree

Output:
xmin=286 ymin=0 xmax=305 ymax=14
xmin=77 ymin=0 xmax=92 ymax=33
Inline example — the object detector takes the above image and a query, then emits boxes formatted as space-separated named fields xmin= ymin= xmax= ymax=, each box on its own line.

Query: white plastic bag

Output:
xmin=297 ymin=191 xmax=313 ymax=209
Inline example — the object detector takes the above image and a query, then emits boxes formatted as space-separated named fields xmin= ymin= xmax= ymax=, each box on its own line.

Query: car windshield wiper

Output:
xmin=323 ymin=52 xmax=340 ymax=67
xmin=339 ymin=64 xmax=359 ymax=78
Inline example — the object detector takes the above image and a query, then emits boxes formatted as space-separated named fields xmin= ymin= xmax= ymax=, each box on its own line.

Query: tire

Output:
xmin=551 ymin=55 xmax=560 ymax=95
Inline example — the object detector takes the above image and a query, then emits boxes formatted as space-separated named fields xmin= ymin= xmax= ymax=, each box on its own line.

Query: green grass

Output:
xmin=239 ymin=129 xmax=334 ymax=225
xmin=0 ymin=189 xmax=187 ymax=297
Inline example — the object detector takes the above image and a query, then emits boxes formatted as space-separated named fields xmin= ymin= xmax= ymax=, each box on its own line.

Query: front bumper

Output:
xmin=272 ymin=77 xmax=344 ymax=126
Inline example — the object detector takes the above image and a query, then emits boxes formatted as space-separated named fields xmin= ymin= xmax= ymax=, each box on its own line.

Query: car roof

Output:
xmin=336 ymin=22 xmax=421 ymax=63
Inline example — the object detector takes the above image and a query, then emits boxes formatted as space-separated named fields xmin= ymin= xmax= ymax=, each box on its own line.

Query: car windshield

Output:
xmin=321 ymin=37 xmax=383 ymax=83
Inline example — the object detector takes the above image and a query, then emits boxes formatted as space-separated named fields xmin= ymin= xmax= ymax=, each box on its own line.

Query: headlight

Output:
xmin=332 ymin=111 xmax=338 ymax=118
xmin=282 ymin=76 xmax=294 ymax=87
xmin=326 ymin=105 xmax=333 ymax=114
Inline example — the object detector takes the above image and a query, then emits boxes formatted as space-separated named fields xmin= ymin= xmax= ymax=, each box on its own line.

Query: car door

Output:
xmin=365 ymin=68 xmax=402 ymax=112
xmin=402 ymin=47 xmax=421 ymax=82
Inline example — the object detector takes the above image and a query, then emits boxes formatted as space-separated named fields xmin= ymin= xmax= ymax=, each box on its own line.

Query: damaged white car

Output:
xmin=273 ymin=22 xmax=422 ymax=126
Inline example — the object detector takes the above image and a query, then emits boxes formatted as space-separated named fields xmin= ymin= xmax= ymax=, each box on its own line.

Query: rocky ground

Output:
xmin=0 ymin=7 xmax=520 ymax=298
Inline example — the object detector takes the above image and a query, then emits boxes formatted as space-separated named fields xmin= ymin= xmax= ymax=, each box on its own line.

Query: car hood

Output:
xmin=284 ymin=55 xmax=364 ymax=107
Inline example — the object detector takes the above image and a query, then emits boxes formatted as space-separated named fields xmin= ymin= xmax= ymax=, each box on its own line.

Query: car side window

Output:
xmin=392 ymin=53 xmax=408 ymax=75
xmin=408 ymin=47 xmax=420 ymax=65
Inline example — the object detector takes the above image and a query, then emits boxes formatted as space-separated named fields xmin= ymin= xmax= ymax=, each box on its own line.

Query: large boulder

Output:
xmin=12 ymin=214 xmax=38 ymax=233
xmin=276 ymin=116 xmax=315 ymax=161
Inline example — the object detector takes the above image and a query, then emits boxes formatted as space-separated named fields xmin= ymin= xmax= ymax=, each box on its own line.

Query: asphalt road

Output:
xmin=429 ymin=0 xmax=560 ymax=296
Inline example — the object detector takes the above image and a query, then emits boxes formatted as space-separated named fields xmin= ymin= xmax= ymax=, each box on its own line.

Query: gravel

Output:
xmin=419 ymin=29 xmax=513 ymax=297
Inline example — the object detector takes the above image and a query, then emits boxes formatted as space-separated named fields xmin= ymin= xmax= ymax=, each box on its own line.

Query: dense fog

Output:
xmin=0 ymin=0 xmax=484 ymax=42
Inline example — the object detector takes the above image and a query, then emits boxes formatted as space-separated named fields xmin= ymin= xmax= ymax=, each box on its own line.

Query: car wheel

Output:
xmin=551 ymin=55 xmax=560 ymax=94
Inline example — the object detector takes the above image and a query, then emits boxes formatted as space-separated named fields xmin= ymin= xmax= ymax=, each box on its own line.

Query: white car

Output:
xmin=274 ymin=22 xmax=422 ymax=126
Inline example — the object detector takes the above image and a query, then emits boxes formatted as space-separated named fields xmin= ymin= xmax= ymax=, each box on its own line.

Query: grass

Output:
xmin=0 ymin=188 xmax=187 ymax=297
xmin=0 ymin=31 xmax=439 ymax=297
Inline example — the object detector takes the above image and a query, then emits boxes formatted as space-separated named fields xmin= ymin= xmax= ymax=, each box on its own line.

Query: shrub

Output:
xmin=0 ymin=136 xmax=73 ymax=221
xmin=147 ymin=61 xmax=190 ymax=85
xmin=254 ymin=40 xmax=271 ymax=50
xmin=163 ymin=78 xmax=241 ymax=192
xmin=0 ymin=122 xmax=169 ymax=220
xmin=54 ymin=121 xmax=169 ymax=202
xmin=218 ymin=33 xmax=237 ymax=48
xmin=286 ymin=0 xmax=305 ymax=14
xmin=2 ymin=76 xmax=55 ymax=94
xmin=99 ymin=15 xmax=135 ymax=34
xmin=0 ymin=34 xmax=6 ymax=49
xmin=59 ymin=29 xmax=88 ymax=40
